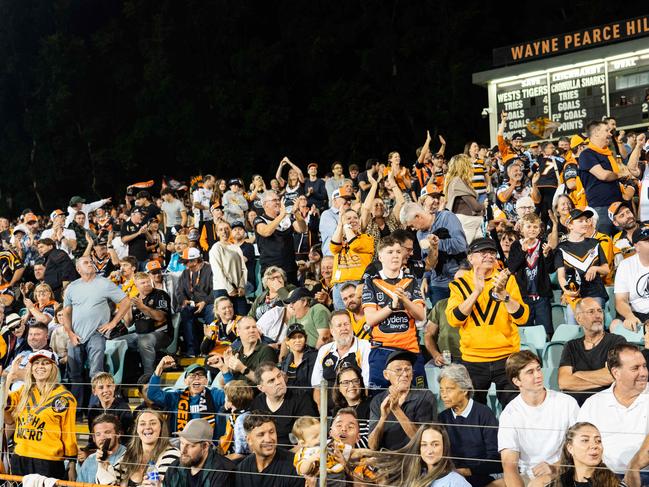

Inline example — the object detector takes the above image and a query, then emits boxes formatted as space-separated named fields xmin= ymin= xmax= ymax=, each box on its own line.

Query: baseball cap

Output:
xmin=231 ymin=221 xmax=245 ymax=230
xmin=24 ymin=213 xmax=38 ymax=223
xmin=131 ymin=207 xmax=144 ymax=215
xmin=512 ymin=133 xmax=524 ymax=141
xmin=386 ymin=349 xmax=417 ymax=366
xmin=608 ymin=201 xmax=629 ymax=222
xmin=632 ymin=224 xmax=649 ymax=244
xmin=69 ymin=196 xmax=85 ymax=206
xmin=286 ymin=323 xmax=307 ymax=338
xmin=227 ymin=178 xmax=242 ymax=187
xmin=307 ymin=162 xmax=318 ymax=169
xmin=528 ymin=142 xmax=539 ymax=148
xmin=188 ymin=228 xmax=200 ymax=241
xmin=282 ymin=287 xmax=313 ymax=305
xmin=420 ymin=182 xmax=442 ymax=198
xmin=175 ymin=419 xmax=214 ymax=443
xmin=210 ymin=203 xmax=224 ymax=212
xmin=468 ymin=238 xmax=498 ymax=254
xmin=566 ymin=208 xmax=594 ymax=224
xmin=146 ymin=260 xmax=162 ymax=272
xmin=563 ymin=165 xmax=578 ymax=181
xmin=29 ymin=350 xmax=59 ymax=366
xmin=181 ymin=247 xmax=201 ymax=260
xmin=50 ymin=209 xmax=65 ymax=220
xmin=12 ymin=225 xmax=28 ymax=235
xmin=184 ymin=364 xmax=207 ymax=378
xmin=332 ymin=186 xmax=353 ymax=200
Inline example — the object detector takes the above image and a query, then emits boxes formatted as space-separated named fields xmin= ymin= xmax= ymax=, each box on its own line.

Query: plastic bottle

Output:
xmin=146 ymin=461 xmax=160 ymax=483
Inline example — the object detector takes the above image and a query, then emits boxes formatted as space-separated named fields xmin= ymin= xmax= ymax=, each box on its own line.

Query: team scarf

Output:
xmin=176 ymin=388 xmax=216 ymax=433
xmin=586 ymin=142 xmax=628 ymax=197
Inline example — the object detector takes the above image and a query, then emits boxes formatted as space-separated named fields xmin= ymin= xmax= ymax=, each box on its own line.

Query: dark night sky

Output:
xmin=0 ymin=0 xmax=643 ymax=213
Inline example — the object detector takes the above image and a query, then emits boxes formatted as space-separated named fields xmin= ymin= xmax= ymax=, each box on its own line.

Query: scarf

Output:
xmin=586 ymin=142 xmax=627 ymax=197
xmin=176 ymin=388 xmax=216 ymax=432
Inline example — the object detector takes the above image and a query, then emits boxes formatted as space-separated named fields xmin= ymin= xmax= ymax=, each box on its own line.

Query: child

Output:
xmin=292 ymin=416 xmax=351 ymax=476
xmin=49 ymin=304 xmax=70 ymax=369
xmin=87 ymin=372 xmax=134 ymax=446
xmin=507 ymin=213 xmax=555 ymax=338
xmin=220 ymin=380 xmax=254 ymax=460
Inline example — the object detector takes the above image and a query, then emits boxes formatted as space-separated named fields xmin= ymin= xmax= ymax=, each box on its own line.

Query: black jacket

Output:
xmin=281 ymin=347 xmax=317 ymax=389
xmin=507 ymin=239 xmax=554 ymax=298
xmin=43 ymin=248 xmax=78 ymax=298
xmin=164 ymin=448 xmax=235 ymax=487
xmin=175 ymin=263 xmax=213 ymax=305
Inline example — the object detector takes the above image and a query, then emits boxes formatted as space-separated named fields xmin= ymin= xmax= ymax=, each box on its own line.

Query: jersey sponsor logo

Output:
xmin=52 ymin=397 xmax=69 ymax=413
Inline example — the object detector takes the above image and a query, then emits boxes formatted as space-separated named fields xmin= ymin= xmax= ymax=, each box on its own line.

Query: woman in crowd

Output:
xmin=248 ymin=266 xmax=295 ymax=320
xmin=97 ymin=410 xmax=180 ymax=486
xmin=5 ymin=350 xmax=77 ymax=478
xmin=498 ymin=229 xmax=517 ymax=263
xmin=464 ymin=141 xmax=490 ymax=204
xmin=208 ymin=219 xmax=248 ymax=315
xmin=275 ymin=157 xmax=305 ymax=212
xmin=437 ymin=364 xmax=503 ymax=487
xmin=293 ymin=194 xmax=320 ymax=263
xmin=166 ymin=234 xmax=189 ymax=274
xmin=553 ymin=194 xmax=574 ymax=237
xmin=371 ymin=424 xmax=470 ymax=487
xmin=386 ymin=151 xmax=412 ymax=192
xmin=360 ymin=171 xmax=404 ymax=244
xmin=444 ymin=153 xmax=484 ymax=244
xmin=21 ymin=282 xmax=57 ymax=327
xmin=546 ymin=422 xmax=623 ymax=487
xmin=280 ymin=323 xmax=317 ymax=388
xmin=331 ymin=363 xmax=371 ymax=448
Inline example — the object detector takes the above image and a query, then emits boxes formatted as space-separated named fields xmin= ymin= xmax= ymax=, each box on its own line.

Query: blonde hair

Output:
xmin=291 ymin=416 xmax=320 ymax=445
xmin=443 ymin=154 xmax=474 ymax=195
xmin=34 ymin=283 xmax=54 ymax=301
xmin=13 ymin=359 xmax=59 ymax=419
xmin=91 ymin=372 xmax=115 ymax=389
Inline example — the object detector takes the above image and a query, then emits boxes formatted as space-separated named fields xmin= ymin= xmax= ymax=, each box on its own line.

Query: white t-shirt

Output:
xmin=614 ymin=254 xmax=649 ymax=314
xmin=192 ymin=188 xmax=213 ymax=225
xmin=498 ymin=389 xmax=579 ymax=477
xmin=40 ymin=228 xmax=77 ymax=257
xmin=577 ymin=384 xmax=649 ymax=473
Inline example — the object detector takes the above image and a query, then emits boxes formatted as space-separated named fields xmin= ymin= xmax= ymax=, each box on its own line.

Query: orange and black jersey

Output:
xmin=554 ymin=238 xmax=608 ymax=300
xmin=361 ymin=269 xmax=424 ymax=353
xmin=472 ymin=159 xmax=488 ymax=195
xmin=534 ymin=155 xmax=565 ymax=188
xmin=0 ymin=249 xmax=23 ymax=287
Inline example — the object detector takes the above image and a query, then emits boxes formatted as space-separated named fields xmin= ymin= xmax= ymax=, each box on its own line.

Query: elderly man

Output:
xmin=148 ymin=358 xmax=226 ymax=440
xmin=558 ymin=297 xmax=626 ymax=406
xmin=254 ymin=190 xmax=306 ymax=285
xmin=319 ymin=188 xmax=352 ymax=257
xmin=164 ymin=418 xmax=235 ymax=487
xmin=62 ymin=256 xmax=129 ymax=410
xmin=446 ymin=237 xmax=529 ymax=408
xmin=368 ymin=350 xmax=436 ymax=451
xmin=577 ymin=343 xmax=649 ymax=476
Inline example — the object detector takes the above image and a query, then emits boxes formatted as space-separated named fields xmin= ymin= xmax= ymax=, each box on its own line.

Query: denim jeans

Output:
xmin=114 ymin=330 xmax=171 ymax=375
xmin=67 ymin=331 xmax=106 ymax=410
xmin=429 ymin=286 xmax=451 ymax=308
xmin=180 ymin=303 xmax=215 ymax=356
xmin=461 ymin=356 xmax=517 ymax=409
xmin=523 ymin=296 xmax=553 ymax=337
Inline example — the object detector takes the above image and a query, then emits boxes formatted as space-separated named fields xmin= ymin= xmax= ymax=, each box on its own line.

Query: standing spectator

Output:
xmin=360 ymin=171 xmax=404 ymax=244
xmin=66 ymin=195 xmax=111 ymax=229
xmin=134 ymin=190 xmax=161 ymax=224
xmin=275 ymin=157 xmax=304 ymax=213
xmin=198 ymin=203 xmax=225 ymax=252
xmin=368 ymin=350 xmax=437 ymax=451
xmin=84 ymin=234 xmax=119 ymax=278
xmin=578 ymin=120 xmax=628 ymax=234
xmin=254 ymin=190 xmax=306 ymax=285
xmin=36 ymin=238 xmax=78 ymax=299
xmin=62 ymin=256 xmax=129 ymax=410
xmin=326 ymin=161 xmax=346 ymax=201
xmin=446 ymin=238 xmax=529 ymax=408
xmin=558 ymin=298 xmax=625 ymax=406
xmin=319 ymin=188 xmax=352 ymax=257
xmin=208 ymin=220 xmax=248 ymax=315
xmin=223 ymin=178 xmax=249 ymax=224
xmin=358 ymin=158 xmax=380 ymax=202
xmin=231 ymin=220 xmax=257 ymax=295
xmin=498 ymin=112 xmax=529 ymax=166
xmin=577 ymin=343 xmax=649 ymax=476
xmin=499 ymin=351 xmax=579 ymax=486
xmin=444 ymin=154 xmax=485 ymax=244
xmin=235 ymin=414 xmax=303 ymax=487
xmin=497 ymin=161 xmax=531 ymax=221
xmin=121 ymin=207 xmax=153 ymax=270
xmin=175 ymin=247 xmax=213 ymax=357
xmin=192 ymin=174 xmax=215 ymax=229
xmin=40 ymin=209 xmax=77 ymax=257
xmin=304 ymin=163 xmax=328 ymax=210
xmin=160 ymin=188 xmax=187 ymax=242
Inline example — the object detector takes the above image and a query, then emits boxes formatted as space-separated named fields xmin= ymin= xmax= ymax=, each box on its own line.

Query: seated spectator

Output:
xmin=550 ymin=422 xmax=624 ymax=487
xmin=612 ymin=223 xmax=649 ymax=332
xmin=220 ymin=380 xmax=254 ymax=460
xmin=249 ymin=266 xmax=295 ymax=321
xmin=339 ymin=282 xmax=370 ymax=340
xmin=41 ymin=209 xmax=77 ymax=258
xmin=1 ymin=312 xmax=29 ymax=369
xmin=499 ymin=351 xmax=579 ymax=486
xmin=368 ymin=350 xmax=437 ymax=450
xmin=49 ymin=305 xmax=70 ymax=369
xmin=558 ymin=298 xmax=625 ymax=406
xmin=87 ymin=372 xmax=134 ymax=447
xmin=163 ymin=418 xmax=235 ymax=487
xmin=330 ymin=407 xmax=364 ymax=451
xmin=224 ymin=316 xmax=278 ymax=382
xmin=134 ymin=373 xmax=160 ymax=412
xmin=97 ymin=410 xmax=180 ymax=486
xmin=577 ymin=343 xmax=649 ymax=476
xmin=280 ymin=323 xmax=317 ymax=389
xmin=609 ymin=201 xmax=638 ymax=266
xmin=148 ymin=358 xmax=226 ymax=440
xmin=235 ymin=413 xmax=303 ymax=487
xmin=438 ymin=364 xmax=503 ymax=487
xmin=497 ymin=161 xmax=531 ymax=221
xmin=284 ymin=287 xmax=332 ymax=349
xmin=21 ymin=282 xmax=57 ymax=328
xmin=201 ymin=296 xmax=242 ymax=355
xmin=166 ymin=234 xmax=189 ymax=274
xmin=371 ymin=424 xmax=471 ymax=487
xmin=332 ymin=364 xmax=372 ymax=448
xmin=77 ymin=414 xmax=126 ymax=484
xmin=249 ymin=362 xmax=318 ymax=448
xmin=118 ymin=271 xmax=172 ymax=375
xmin=292 ymin=416 xmax=350 ymax=478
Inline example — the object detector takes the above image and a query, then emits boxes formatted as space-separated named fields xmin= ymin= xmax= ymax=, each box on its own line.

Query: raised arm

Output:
xmin=360 ymin=172 xmax=379 ymax=231
xmin=417 ymin=131 xmax=432 ymax=165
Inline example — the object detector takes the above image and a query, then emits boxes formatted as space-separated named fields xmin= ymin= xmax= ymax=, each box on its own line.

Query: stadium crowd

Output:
xmin=0 ymin=114 xmax=648 ymax=486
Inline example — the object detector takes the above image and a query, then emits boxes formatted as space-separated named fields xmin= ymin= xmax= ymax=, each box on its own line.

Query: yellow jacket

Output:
xmin=8 ymin=384 xmax=78 ymax=461
xmin=446 ymin=269 xmax=529 ymax=362
xmin=330 ymin=234 xmax=374 ymax=284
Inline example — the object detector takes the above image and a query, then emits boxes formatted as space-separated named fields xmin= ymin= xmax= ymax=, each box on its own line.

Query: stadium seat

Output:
xmin=612 ymin=325 xmax=645 ymax=345
xmin=166 ymin=313 xmax=182 ymax=355
xmin=542 ymin=342 xmax=565 ymax=370
xmin=487 ymin=383 xmax=501 ymax=418
xmin=425 ymin=363 xmax=441 ymax=396
xmin=552 ymin=289 xmax=563 ymax=304
xmin=543 ymin=366 xmax=559 ymax=391
xmin=105 ymin=339 xmax=128 ymax=385
xmin=551 ymin=304 xmax=567 ymax=331
xmin=605 ymin=286 xmax=615 ymax=316
xmin=518 ymin=325 xmax=547 ymax=354
xmin=551 ymin=324 xmax=583 ymax=343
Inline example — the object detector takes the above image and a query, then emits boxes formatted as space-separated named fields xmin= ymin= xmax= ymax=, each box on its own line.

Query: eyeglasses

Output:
xmin=186 ymin=373 xmax=207 ymax=379
xmin=339 ymin=378 xmax=361 ymax=388
xmin=387 ymin=367 xmax=413 ymax=376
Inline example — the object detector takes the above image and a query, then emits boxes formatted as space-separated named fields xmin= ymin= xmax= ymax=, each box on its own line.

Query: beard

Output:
xmin=180 ymin=452 xmax=205 ymax=468
xmin=336 ymin=335 xmax=353 ymax=348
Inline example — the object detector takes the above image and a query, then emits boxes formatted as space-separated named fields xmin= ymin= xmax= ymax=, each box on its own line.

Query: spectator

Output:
xmin=175 ymin=247 xmax=213 ymax=357
xmin=446 ymin=238 xmax=529 ymax=407
xmin=275 ymin=157 xmax=304 ymax=213
xmin=5 ymin=350 xmax=77 ymax=478
xmin=445 ymin=154 xmax=485 ymax=244
xmin=134 ymin=190 xmax=161 ymax=224
xmin=337 ymin=282 xmax=368 ymax=341
xmin=319 ymin=188 xmax=352 ymax=257
xmin=21 ymin=282 xmax=57 ymax=328
xmin=292 ymin=416 xmax=350 ymax=478
xmin=1 ymin=312 xmax=29 ymax=368
xmin=551 ymin=422 xmax=624 ymax=487
xmin=438 ymin=364 xmax=503 ymax=487
xmin=166 ymin=234 xmax=189 ymax=274
xmin=329 ymin=408 xmax=364 ymax=455
xmin=120 ymin=207 xmax=153 ymax=270
xmin=254 ymin=190 xmax=306 ymax=285
xmin=249 ymin=266 xmax=294 ymax=321
xmin=118 ymin=271 xmax=172 ymax=375
xmin=497 ymin=161 xmax=531 ymax=221
xmin=578 ymin=120 xmax=628 ymax=234
xmin=360 ymin=171 xmax=404 ymax=244
xmin=292 ymin=194 xmax=319 ymax=263
xmin=160 ymin=188 xmax=187 ymax=242
xmin=36 ymin=237 xmax=78 ymax=299
xmin=62 ymin=256 xmax=129 ymax=410
xmin=363 ymin=235 xmax=426 ymax=389
xmin=163 ymin=418 xmax=236 ymax=487
xmin=220 ymin=380 xmax=255 ymax=460
xmin=40 ymin=209 xmax=77 ymax=257
xmin=66 ymin=195 xmax=111 ymax=229
xmin=499 ymin=351 xmax=579 ymax=486
xmin=558 ymin=298 xmax=625 ymax=406
xmin=87 ymin=372 xmax=134 ymax=446
xmin=610 ymin=201 xmax=638 ymax=264
xmin=223 ymin=178 xmax=250 ymax=224
xmin=331 ymin=364 xmax=372 ymax=448
xmin=304 ymin=163 xmax=328 ymax=210
xmin=368 ymin=350 xmax=437 ymax=450
xmin=577 ymin=343 xmax=649 ymax=476
xmin=148 ymin=358 xmax=226 ymax=440
xmin=200 ymin=296 xmax=241 ymax=355
xmin=284 ymin=287 xmax=331 ymax=349
xmin=192 ymin=174 xmax=215 ymax=230
xmin=198 ymin=203 xmax=225 ymax=252
xmin=97 ymin=410 xmax=180 ymax=486
xmin=249 ymin=362 xmax=318 ymax=448
xmin=235 ymin=414 xmax=303 ymax=487
xmin=325 ymin=161 xmax=346 ymax=201
xmin=280 ymin=323 xmax=317 ymax=389
xmin=230 ymin=220 xmax=257 ymax=295
xmin=208 ymin=219 xmax=248 ymax=315
xmin=76 ymin=414 xmax=126 ymax=484
xmin=84 ymin=234 xmax=119 ymax=278
xmin=225 ymin=316 xmax=278 ymax=382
